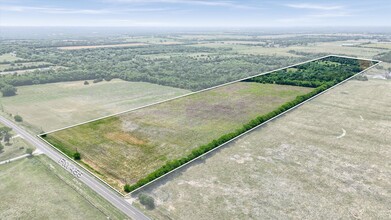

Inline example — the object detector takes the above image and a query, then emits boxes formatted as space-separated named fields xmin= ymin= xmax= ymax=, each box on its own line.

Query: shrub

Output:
xmin=139 ymin=193 xmax=155 ymax=209
xmin=14 ymin=115 xmax=23 ymax=122
xmin=93 ymin=78 xmax=103 ymax=83
xmin=84 ymin=81 xmax=89 ymax=85
xmin=1 ymin=85 xmax=17 ymax=97
xmin=73 ymin=152 xmax=81 ymax=160
xmin=26 ymin=148 xmax=34 ymax=155
xmin=124 ymin=184 xmax=132 ymax=193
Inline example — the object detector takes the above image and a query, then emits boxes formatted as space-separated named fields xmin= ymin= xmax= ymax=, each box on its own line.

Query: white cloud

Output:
xmin=106 ymin=0 xmax=261 ymax=10
xmin=285 ymin=3 xmax=344 ymax=10
xmin=0 ymin=5 xmax=171 ymax=14
xmin=309 ymin=12 xmax=351 ymax=18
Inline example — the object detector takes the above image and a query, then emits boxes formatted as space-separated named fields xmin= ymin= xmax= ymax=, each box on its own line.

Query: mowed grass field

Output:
xmin=44 ymin=82 xmax=313 ymax=191
xmin=136 ymin=78 xmax=391 ymax=219
xmin=0 ymin=79 xmax=189 ymax=131
xmin=0 ymin=155 xmax=127 ymax=219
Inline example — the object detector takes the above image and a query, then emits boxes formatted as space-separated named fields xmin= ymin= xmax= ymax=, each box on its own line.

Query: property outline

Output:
xmin=36 ymin=55 xmax=381 ymax=196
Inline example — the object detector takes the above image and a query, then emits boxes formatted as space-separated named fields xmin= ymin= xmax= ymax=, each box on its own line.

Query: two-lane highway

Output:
xmin=0 ymin=116 xmax=150 ymax=220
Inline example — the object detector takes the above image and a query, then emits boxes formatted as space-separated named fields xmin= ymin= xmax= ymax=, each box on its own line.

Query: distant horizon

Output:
xmin=1 ymin=1 xmax=390 ymax=27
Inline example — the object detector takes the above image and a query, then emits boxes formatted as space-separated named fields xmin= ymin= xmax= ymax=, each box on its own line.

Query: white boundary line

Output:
xmin=36 ymin=55 xmax=381 ymax=197
xmin=40 ymin=54 xmax=380 ymax=135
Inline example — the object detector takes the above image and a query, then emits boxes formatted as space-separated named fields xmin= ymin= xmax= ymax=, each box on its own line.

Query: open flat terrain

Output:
xmin=135 ymin=77 xmax=391 ymax=219
xmin=0 ymin=155 xmax=127 ymax=219
xmin=0 ymin=79 xmax=189 ymax=131
xmin=44 ymin=82 xmax=312 ymax=191
xmin=191 ymin=40 xmax=386 ymax=58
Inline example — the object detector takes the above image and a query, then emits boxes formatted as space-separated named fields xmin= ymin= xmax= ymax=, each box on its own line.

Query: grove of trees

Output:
xmin=0 ymin=44 xmax=310 ymax=92
xmin=246 ymin=56 xmax=374 ymax=88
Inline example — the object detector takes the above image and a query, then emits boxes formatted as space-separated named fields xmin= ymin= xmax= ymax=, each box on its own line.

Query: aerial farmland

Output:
xmin=42 ymin=56 xmax=378 ymax=193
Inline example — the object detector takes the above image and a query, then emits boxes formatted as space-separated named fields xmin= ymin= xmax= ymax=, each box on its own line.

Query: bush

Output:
xmin=84 ymin=80 xmax=89 ymax=85
xmin=139 ymin=193 xmax=155 ymax=209
xmin=14 ymin=115 xmax=23 ymax=122
xmin=124 ymin=184 xmax=132 ymax=193
xmin=1 ymin=85 xmax=17 ymax=97
xmin=93 ymin=78 xmax=103 ymax=83
xmin=26 ymin=148 xmax=33 ymax=155
xmin=73 ymin=152 xmax=81 ymax=160
xmin=0 ymin=143 xmax=4 ymax=152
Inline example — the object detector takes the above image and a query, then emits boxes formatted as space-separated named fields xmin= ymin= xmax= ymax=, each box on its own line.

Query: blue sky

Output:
xmin=0 ymin=0 xmax=390 ymax=27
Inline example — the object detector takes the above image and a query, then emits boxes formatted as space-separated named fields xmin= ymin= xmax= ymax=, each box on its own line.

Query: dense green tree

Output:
xmin=14 ymin=115 xmax=23 ymax=122
xmin=1 ymin=85 xmax=17 ymax=97
xmin=73 ymin=152 xmax=81 ymax=160
xmin=3 ymin=132 xmax=11 ymax=144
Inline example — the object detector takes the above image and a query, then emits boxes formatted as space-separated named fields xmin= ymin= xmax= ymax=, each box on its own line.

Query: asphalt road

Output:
xmin=0 ymin=116 xmax=150 ymax=220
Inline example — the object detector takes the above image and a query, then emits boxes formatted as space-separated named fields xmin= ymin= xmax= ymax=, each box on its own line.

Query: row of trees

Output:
xmin=1 ymin=63 xmax=52 ymax=72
